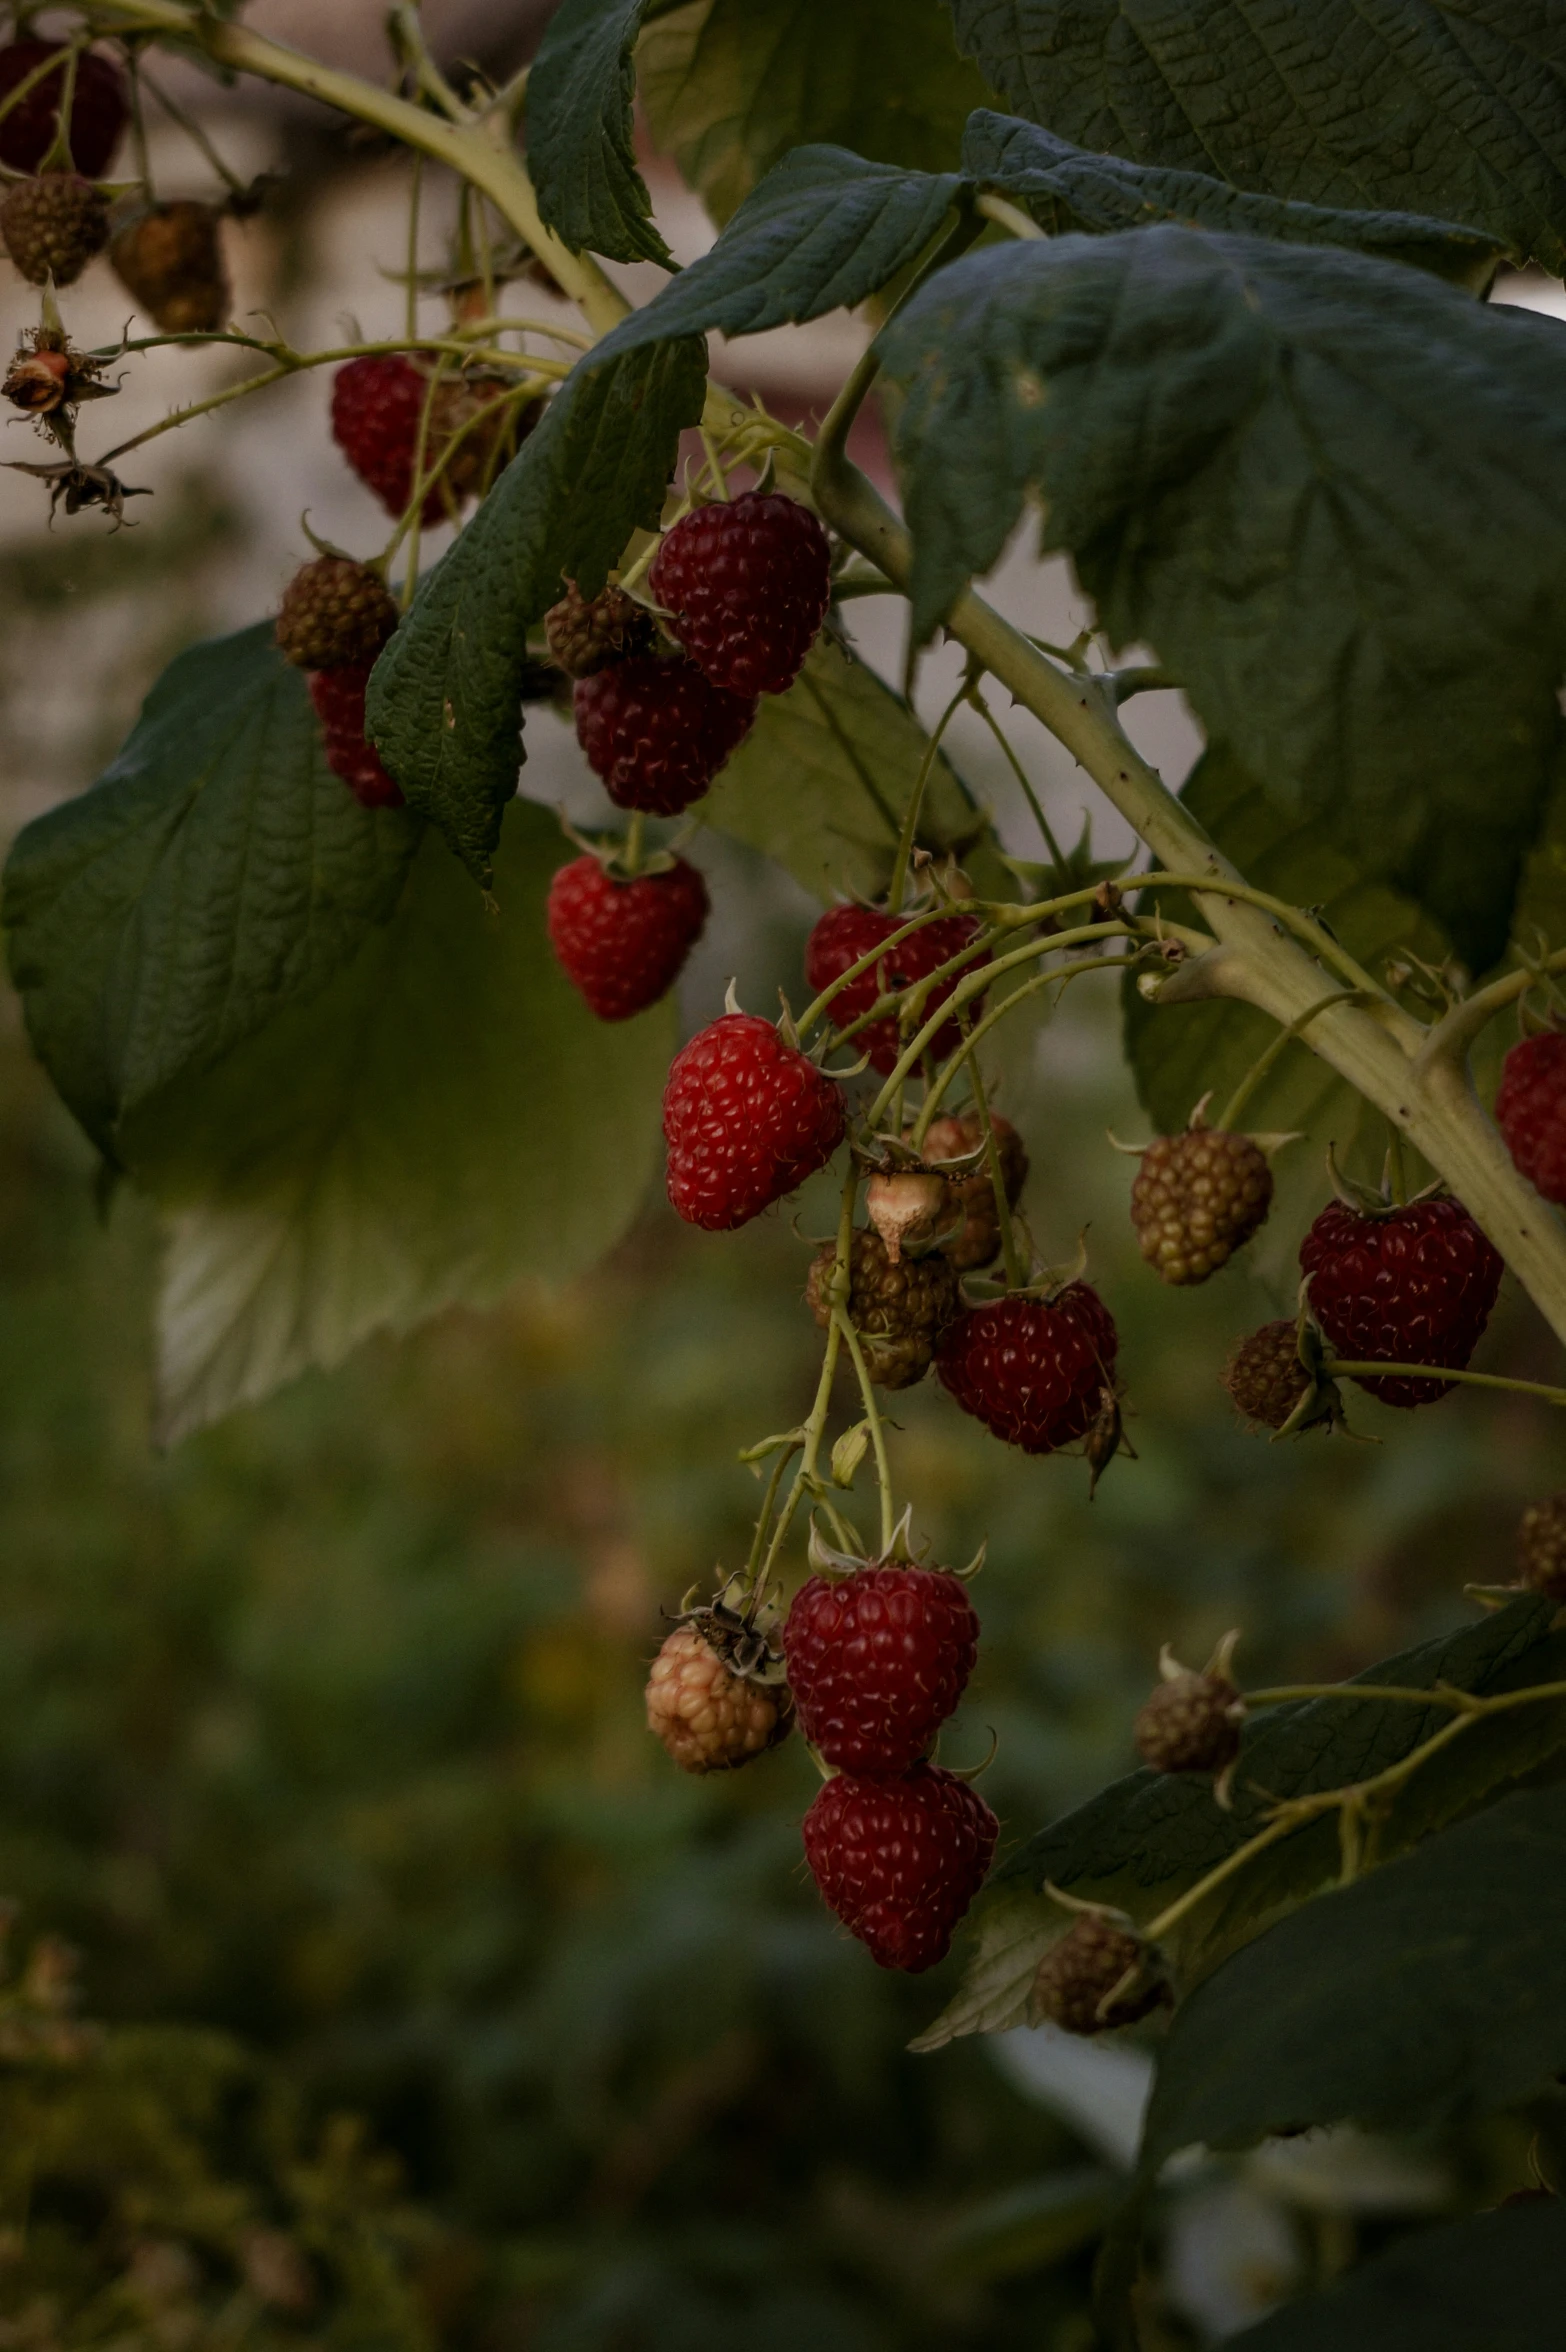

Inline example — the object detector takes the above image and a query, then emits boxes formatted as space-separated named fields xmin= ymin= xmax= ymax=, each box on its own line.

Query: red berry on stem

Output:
xmin=330 ymin=355 xmax=530 ymax=525
xmin=546 ymin=854 xmax=709 ymax=1022
xmin=0 ymin=42 xmax=127 ymax=177
xmin=937 ymin=1284 xmax=1118 ymax=1455
xmin=308 ymin=667 xmax=404 ymax=810
xmin=574 ymin=656 xmax=756 ymax=816
xmin=783 ymin=1565 xmax=979 ymax=1777
xmin=1299 ymin=1196 xmax=1502 ymax=1408
xmin=650 ymin=492 xmax=831 ymax=697
xmin=802 ymin=1762 xmax=997 ymax=1972
xmin=1496 ymin=1031 xmax=1566 ymax=1205
xmin=662 ymin=1013 xmax=846 ymax=1231
xmin=804 ymin=905 xmax=987 ymax=1076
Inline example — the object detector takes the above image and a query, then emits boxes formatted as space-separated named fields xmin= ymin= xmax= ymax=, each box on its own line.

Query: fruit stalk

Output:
xmin=813 ymin=440 xmax=1566 ymax=1351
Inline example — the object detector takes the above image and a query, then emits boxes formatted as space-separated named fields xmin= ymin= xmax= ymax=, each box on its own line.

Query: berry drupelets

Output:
xmin=276 ymin=557 xmax=399 ymax=674
xmin=804 ymin=1228 xmax=957 ymax=1390
xmin=804 ymin=904 xmax=986 ymax=1075
xmin=937 ymin=1285 xmax=1118 ymax=1455
xmin=111 ymin=201 xmax=230 ymax=335
xmin=330 ymin=355 xmax=533 ymax=525
xmin=1 ymin=173 xmax=108 ymax=285
xmin=546 ymin=854 xmax=709 ymax=1022
xmin=783 ymin=1563 xmax=979 ymax=1776
xmin=574 ymin=655 xmax=755 ymax=815
xmin=545 ymin=580 xmax=653 ymax=679
xmin=1223 ymin=1321 xmax=1311 ymax=1430
xmin=1030 ymin=1915 xmax=1164 ymax=2035
xmin=0 ymin=42 xmax=126 ymax=177
xmin=1496 ymin=1031 xmax=1566 ymax=1206
xmin=650 ymin=492 xmax=831 ymax=697
xmin=1299 ymin=1196 xmax=1502 ymax=1407
xmin=663 ymin=1013 xmax=846 ymax=1230
xmin=1131 ymin=1127 xmax=1273 ymax=1285
xmin=645 ymin=1623 xmax=793 ymax=1773
xmin=802 ymin=1764 xmax=996 ymax=1972
xmin=307 ymin=669 xmax=403 ymax=809
xmin=919 ymin=1111 xmax=1029 ymax=1274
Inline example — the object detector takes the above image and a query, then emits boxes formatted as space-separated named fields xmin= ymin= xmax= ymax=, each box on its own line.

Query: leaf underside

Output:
xmin=525 ymin=0 xmax=672 ymax=267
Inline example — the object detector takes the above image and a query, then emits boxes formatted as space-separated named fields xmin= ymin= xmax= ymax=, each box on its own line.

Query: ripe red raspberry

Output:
xmin=544 ymin=580 xmax=653 ymax=679
xmin=804 ymin=906 xmax=987 ymax=1076
xmin=1131 ymin=1127 xmax=1272 ymax=1284
xmin=1030 ymin=1915 xmax=1163 ymax=2035
xmin=1 ymin=173 xmax=108 ymax=286
xmin=1222 ymin=1320 xmax=1311 ymax=1430
xmin=1299 ymin=1196 xmax=1501 ymax=1408
xmin=1496 ymin=1031 xmax=1566 ymax=1205
xmin=649 ymin=491 xmax=831 ymax=697
xmin=802 ymin=1763 xmax=996 ymax=1971
xmin=937 ymin=1284 xmax=1118 ymax=1454
xmin=804 ymin=1228 xmax=958 ymax=1389
xmin=110 ymin=200 xmax=229 ymax=335
xmin=308 ymin=667 xmax=404 ymax=810
xmin=573 ymin=655 xmax=756 ymax=815
xmin=546 ymin=853 xmax=709 ymax=1021
xmin=663 ymin=1013 xmax=846 ymax=1229
xmin=644 ymin=1623 xmax=792 ymax=1772
xmin=276 ymin=558 xmax=398 ymax=673
xmin=330 ymin=356 xmax=532 ymax=525
xmin=783 ymin=1564 xmax=979 ymax=1776
xmin=0 ymin=43 xmax=127 ymax=178
xmin=921 ymin=1110 xmax=1029 ymax=1273
xmin=1517 ymin=1493 xmax=1566 ymax=1600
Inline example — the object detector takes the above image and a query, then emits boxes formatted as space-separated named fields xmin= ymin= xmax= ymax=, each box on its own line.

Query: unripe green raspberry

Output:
xmin=1135 ymin=1668 xmax=1243 ymax=1776
xmin=1223 ymin=1320 xmax=1310 ymax=1430
xmin=2 ymin=173 xmax=108 ymax=286
xmin=806 ymin=1228 xmax=958 ymax=1389
xmin=276 ymin=557 xmax=399 ymax=672
xmin=545 ymin=580 xmax=653 ymax=678
xmin=1029 ymin=1914 xmax=1163 ymax=2036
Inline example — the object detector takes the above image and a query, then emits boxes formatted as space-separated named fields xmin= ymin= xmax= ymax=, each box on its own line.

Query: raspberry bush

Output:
xmin=6 ymin=0 xmax=1566 ymax=2336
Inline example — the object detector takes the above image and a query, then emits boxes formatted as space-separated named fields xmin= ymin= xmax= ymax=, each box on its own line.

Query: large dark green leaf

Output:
xmin=700 ymin=633 xmax=986 ymax=901
xmin=2 ymin=625 xmax=419 ymax=1159
xmin=116 ymin=801 xmax=675 ymax=1443
xmin=1121 ymin=747 xmax=1449 ymax=1158
xmin=1229 ymin=2200 xmax=1566 ymax=2351
xmin=917 ymin=1595 xmax=1566 ymax=2045
xmin=963 ymin=110 xmax=1507 ymax=288
xmin=946 ymin=0 xmax=1566 ymax=274
xmin=592 ymin=146 xmax=965 ymax=349
xmin=875 ymin=229 xmax=1566 ymax=959
xmin=525 ymin=0 xmax=673 ymax=267
xmin=638 ymin=0 xmax=995 ymax=224
xmin=1141 ymin=1783 xmax=1566 ymax=2167
xmin=366 ymin=337 xmax=707 ymax=883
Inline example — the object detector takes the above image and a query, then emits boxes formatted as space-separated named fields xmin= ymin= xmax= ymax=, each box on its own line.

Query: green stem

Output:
xmin=1217 ymin=989 xmax=1363 ymax=1132
xmin=620 ymin=812 xmax=646 ymax=877
xmin=404 ymin=153 xmax=422 ymax=346
xmin=968 ymin=689 xmax=1069 ymax=868
xmin=910 ymin=958 xmax=1141 ymax=1142
xmin=743 ymin=1440 xmax=800 ymax=1585
xmin=1324 ymin=1361 xmax=1566 ymax=1406
xmin=886 ymin=678 xmax=967 ymax=914
xmin=755 ymin=1171 xmax=858 ymax=1595
xmin=832 ymin=1310 xmax=895 ymax=1554
xmin=965 ymin=1055 xmax=1024 ymax=1289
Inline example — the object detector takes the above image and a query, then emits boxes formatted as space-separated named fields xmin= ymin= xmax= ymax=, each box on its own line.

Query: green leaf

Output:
xmin=922 ymin=1594 xmax=1566 ymax=2046
xmin=700 ymin=633 xmax=986 ymax=902
xmin=933 ymin=2166 xmax=1118 ymax=2283
xmin=876 ymin=230 xmax=1566 ymax=960
xmin=1120 ymin=746 xmax=1448 ymax=1166
xmin=963 ymin=109 xmax=1508 ymax=289
xmin=366 ymin=337 xmax=707 ymax=883
xmin=637 ymin=0 xmax=995 ymax=225
xmin=1 ymin=624 xmax=420 ymax=1159
xmin=946 ymin=0 xmax=1566 ymax=274
xmin=1141 ymin=1783 xmax=1566 ymax=2169
xmin=525 ymin=0 xmax=673 ymax=268
xmin=591 ymin=146 xmax=964 ymax=349
xmin=115 ymin=801 xmax=675 ymax=1443
xmin=1227 ymin=2199 xmax=1566 ymax=2351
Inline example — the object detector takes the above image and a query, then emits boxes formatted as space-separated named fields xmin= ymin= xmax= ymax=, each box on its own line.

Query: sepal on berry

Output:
xmin=1134 ymin=1632 xmax=1246 ymax=1805
xmin=1028 ymin=1890 xmax=1168 ymax=2036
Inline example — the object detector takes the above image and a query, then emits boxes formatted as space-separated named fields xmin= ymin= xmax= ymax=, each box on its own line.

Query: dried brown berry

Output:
xmin=920 ymin=1110 xmax=1028 ymax=1273
xmin=806 ymin=1227 xmax=959 ymax=1390
xmin=110 ymin=200 xmax=229 ymax=334
xmin=644 ymin=1620 xmax=792 ymax=1773
xmin=865 ymin=1169 xmax=952 ymax=1264
xmin=544 ymin=579 xmax=653 ymax=678
xmin=1131 ymin=1127 xmax=1272 ymax=1285
xmin=1518 ymin=1494 xmax=1566 ymax=1601
xmin=1223 ymin=1320 xmax=1311 ymax=1431
xmin=1 ymin=173 xmax=109 ymax=286
xmin=1135 ymin=1667 xmax=1244 ymax=1777
xmin=1030 ymin=1914 xmax=1163 ymax=2037
xmin=2 ymin=343 xmax=68 ymax=411
xmin=276 ymin=557 xmax=399 ymax=673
